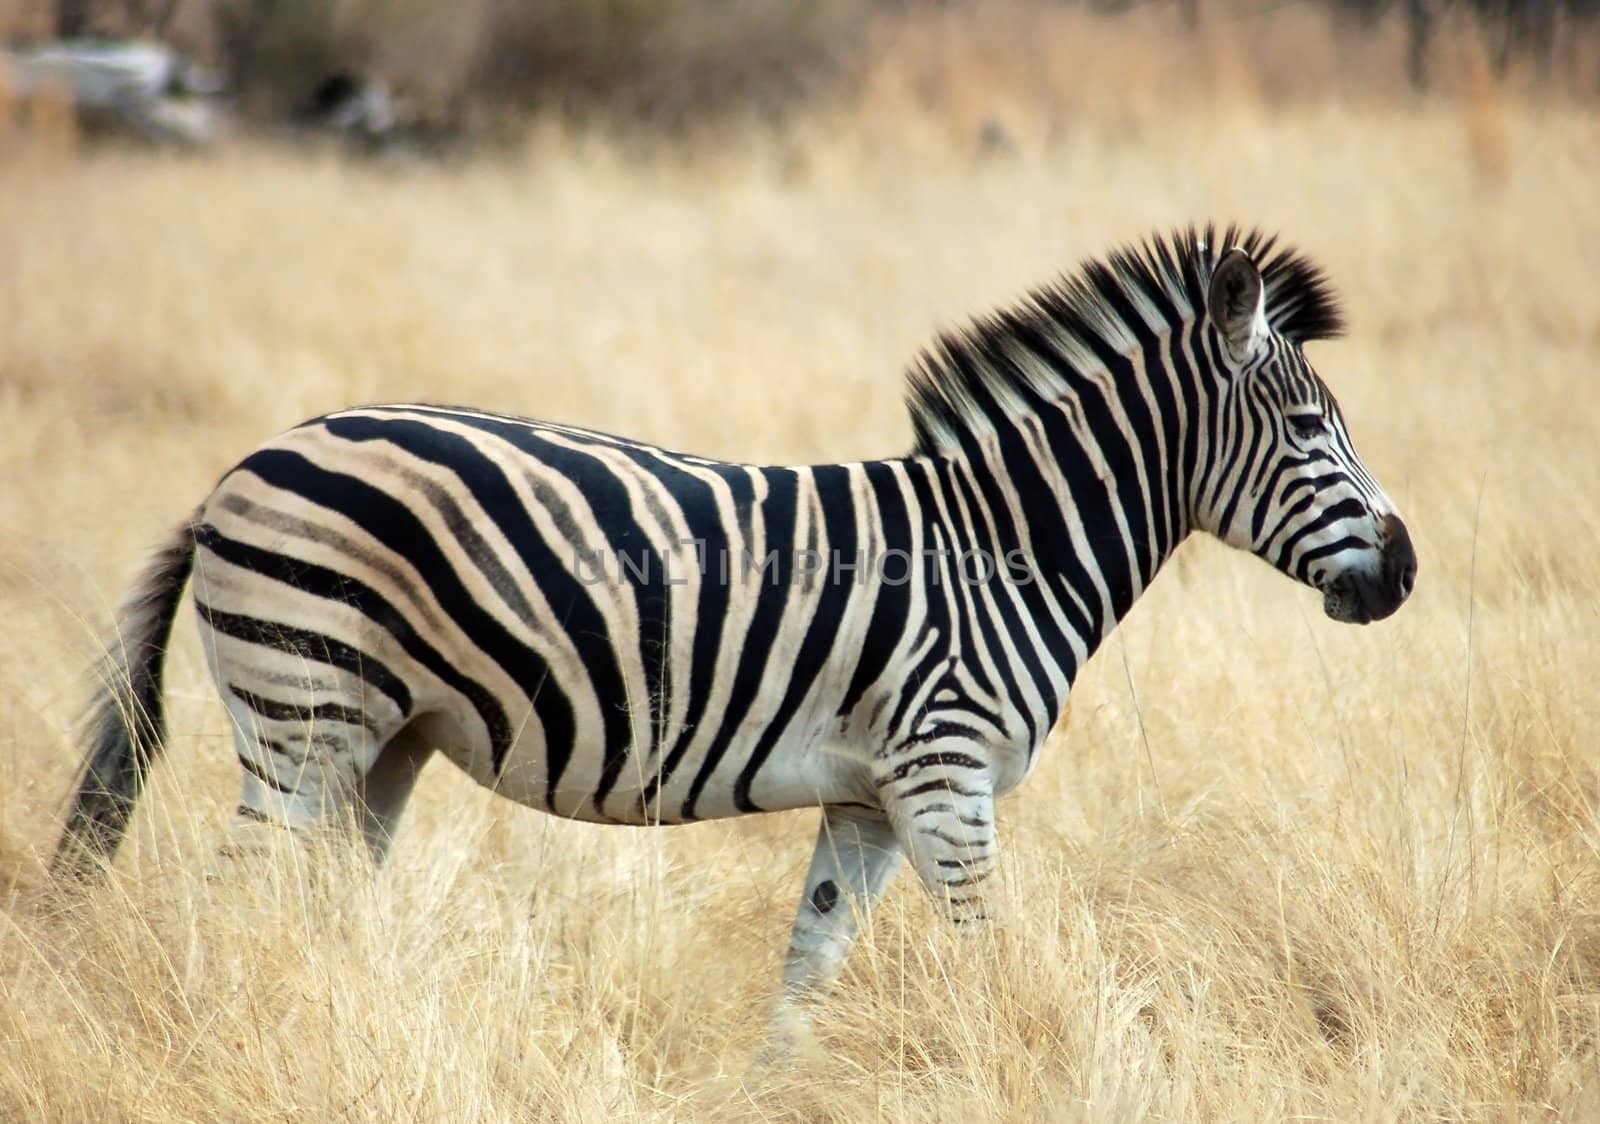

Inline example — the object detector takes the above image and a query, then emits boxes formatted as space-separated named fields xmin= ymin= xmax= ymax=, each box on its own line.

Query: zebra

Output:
xmin=53 ymin=226 xmax=1416 ymax=1049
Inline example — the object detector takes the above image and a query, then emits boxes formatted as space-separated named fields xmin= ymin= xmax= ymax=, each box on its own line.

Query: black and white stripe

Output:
xmin=54 ymin=226 xmax=1416 ymax=1047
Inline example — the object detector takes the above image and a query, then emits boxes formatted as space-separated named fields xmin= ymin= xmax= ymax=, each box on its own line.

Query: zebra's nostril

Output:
xmin=1380 ymin=514 xmax=1417 ymax=602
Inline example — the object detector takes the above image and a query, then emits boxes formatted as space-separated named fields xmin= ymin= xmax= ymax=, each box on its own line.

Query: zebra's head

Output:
xmin=1194 ymin=246 xmax=1416 ymax=624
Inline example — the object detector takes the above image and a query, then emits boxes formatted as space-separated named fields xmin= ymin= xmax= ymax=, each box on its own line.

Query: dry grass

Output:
xmin=1 ymin=93 xmax=1599 ymax=1119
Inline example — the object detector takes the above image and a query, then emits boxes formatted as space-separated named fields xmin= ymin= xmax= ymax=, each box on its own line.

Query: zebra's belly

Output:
xmin=441 ymin=715 xmax=876 ymax=826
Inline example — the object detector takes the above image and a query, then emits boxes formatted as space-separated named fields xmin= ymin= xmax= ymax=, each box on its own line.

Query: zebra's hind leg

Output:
xmin=354 ymin=723 xmax=435 ymax=863
xmin=219 ymin=687 xmax=391 ymax=866
xmin=758 ymin=805 xmax=902 ymax=1067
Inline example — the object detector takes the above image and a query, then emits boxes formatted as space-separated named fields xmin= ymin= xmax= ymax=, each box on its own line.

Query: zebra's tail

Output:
xmin=52 ymin=513 xmax=199 ymax=877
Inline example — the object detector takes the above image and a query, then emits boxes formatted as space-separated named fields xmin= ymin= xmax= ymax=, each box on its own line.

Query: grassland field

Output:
xmin=0 ymin=91 xmax=1598 ymax=1120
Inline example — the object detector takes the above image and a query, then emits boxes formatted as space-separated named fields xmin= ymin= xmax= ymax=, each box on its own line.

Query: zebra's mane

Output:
xmin=905 ymin=225 xmax=1344 ymax=455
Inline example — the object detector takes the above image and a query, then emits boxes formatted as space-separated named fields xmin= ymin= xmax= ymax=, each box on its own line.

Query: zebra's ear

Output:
xmin=1207 ymin=247 xmax=1268 ymax=366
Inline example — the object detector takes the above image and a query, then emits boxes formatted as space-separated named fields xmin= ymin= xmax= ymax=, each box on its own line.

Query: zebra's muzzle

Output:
xmin=1322 ymin=514 xmax=1417 ymax=625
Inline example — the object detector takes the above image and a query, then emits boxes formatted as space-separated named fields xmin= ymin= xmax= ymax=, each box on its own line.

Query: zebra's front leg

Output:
xmin=760 ymin=804 xmax=902 ymax=1065
xmin=876 ymin=741 xmax=997 ymax=925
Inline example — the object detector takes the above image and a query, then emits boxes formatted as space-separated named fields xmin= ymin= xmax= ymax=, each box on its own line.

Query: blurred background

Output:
xmin=2 ymin=0 xmax=1598 ymax=153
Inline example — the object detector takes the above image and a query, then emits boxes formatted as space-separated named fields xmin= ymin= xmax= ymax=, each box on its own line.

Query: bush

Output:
xmin=201 ymin=0 xmax=861 ymax=128
xmin=213 ymin=0 xmax=488 ymax=113
xmin=477 ymin=0 xmax=863 ymax=129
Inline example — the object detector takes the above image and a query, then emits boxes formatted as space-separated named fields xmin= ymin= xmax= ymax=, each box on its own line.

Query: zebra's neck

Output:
xmin=889 ymin=299 xmax=1222 ymax=755
xmin=918 ymin=405 xmax=1191 ymax=650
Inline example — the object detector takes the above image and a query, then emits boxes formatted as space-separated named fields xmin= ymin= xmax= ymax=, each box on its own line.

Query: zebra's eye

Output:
xmin=1288 ymin=412 xmax=1325 ymax=439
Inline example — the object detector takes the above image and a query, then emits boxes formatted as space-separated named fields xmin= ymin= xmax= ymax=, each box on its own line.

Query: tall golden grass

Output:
xmin=1 ymin=90 xmax=1598 ymax=1118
